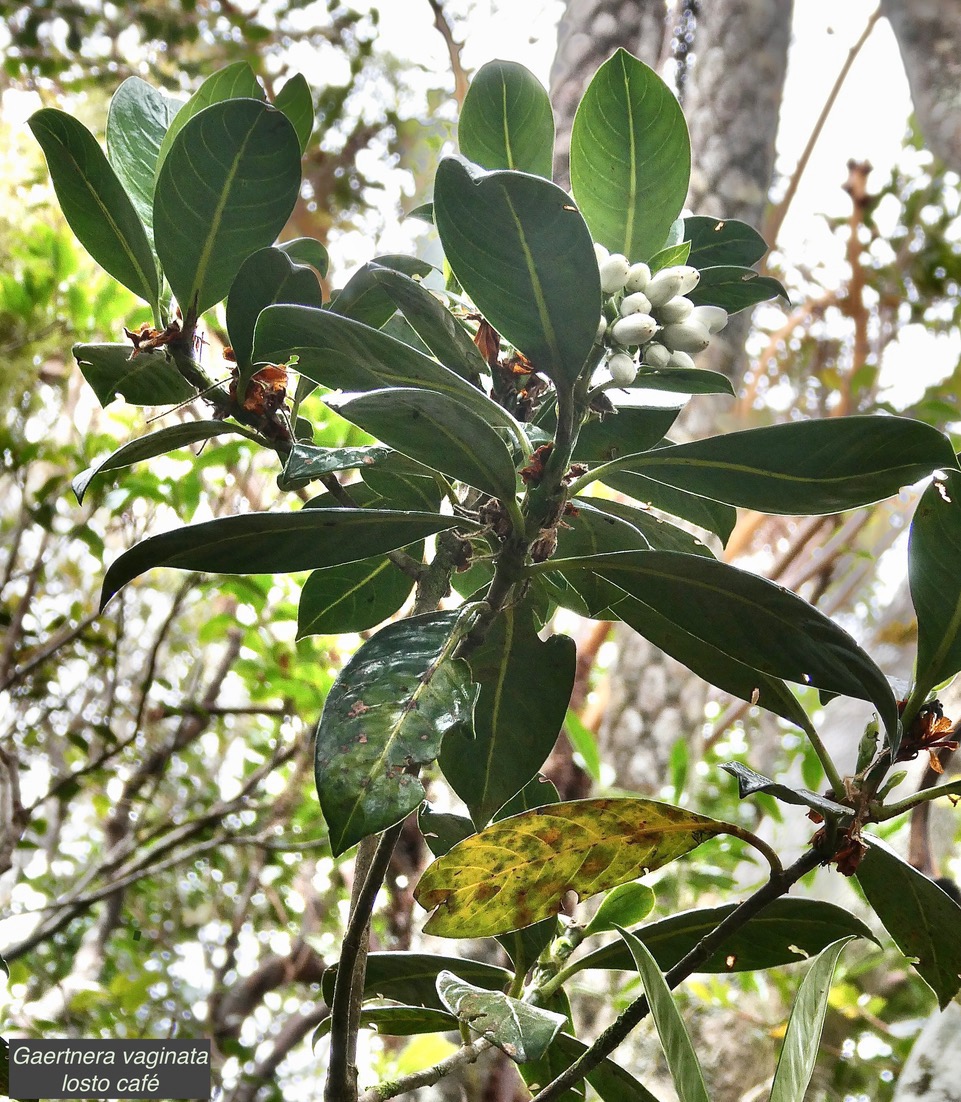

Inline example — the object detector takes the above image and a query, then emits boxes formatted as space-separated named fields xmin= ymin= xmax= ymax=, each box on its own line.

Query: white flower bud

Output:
xmin=668 ymin=265 xmax=700 ymax=296
xmin=593 ymin=242 xmax=610 ymax=266
xmin=644 ymin=341 xmax=672 ymax=369
xmin=619 ymin=291 xmax=652 ymax=317
xmin=599 ymin=253 xmax=630 ymax=294
xmin=644 ymin=270 xmax=684 ymax=307
xmin=625 ymin=262 xmax=651 ymax=293
xmin=661 ymin=319 xmax=711 ymax=353
xmin=689 ymin=304 xmax=728 ymax=333
xmin=656 ymin=295 xmax=693 ymax=324
xmin=608 ymin=352 xmax=638 ymax=387
xmin=610 ymin=312 xmax=657 ymax=347
xmin=596 ymin=315 xmax=608 ymax=341
xmin=668 ymin=349 xmax=696 ymax=370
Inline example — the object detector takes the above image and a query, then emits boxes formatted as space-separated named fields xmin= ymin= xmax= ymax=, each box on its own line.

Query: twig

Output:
xmin=358 ymin=1037 xmax=492 ymax=1102
xmin=427 ymin=0 xmax=470 ymax=108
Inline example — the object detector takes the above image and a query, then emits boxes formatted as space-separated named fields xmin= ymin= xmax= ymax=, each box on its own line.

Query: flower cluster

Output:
xmin=594 ymin=243 xmax=728 ymax=387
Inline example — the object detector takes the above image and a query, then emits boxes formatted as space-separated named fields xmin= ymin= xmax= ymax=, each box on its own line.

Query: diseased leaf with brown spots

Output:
xmin=415 ymin=798 xmax=723 ymax=937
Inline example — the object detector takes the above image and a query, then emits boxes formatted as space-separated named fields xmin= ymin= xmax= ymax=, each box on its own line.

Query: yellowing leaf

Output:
xmin=414 ymin=798 xmax=723 ymax=937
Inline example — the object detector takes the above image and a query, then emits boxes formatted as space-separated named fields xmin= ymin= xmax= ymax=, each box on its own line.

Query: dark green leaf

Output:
xmin=434 ymin=156 xmax=599 ymax=389
xmin=415 ymin=798 xmax=723 ymax=937
xmin=573 ymin=404 xmax=680 ymax=463
xmin=154 ymin=99 xmax=301 ymax=316
xmin=909 ymin=468 xmax=961 ymax=706
xmin=634 ymin=365 xmax=735 ymax=396
xmin=313 ymin=1006 xmax=455 ymax=1043
xmin=73 ymin=420 xmax=243 ymax=503
xmin=73 ymin=343 xmax=195 ymax=408
xmin=600 ymin=470 xmax=737 ymax=543
xmin=330 ymin=388 xmax=519 ymax=501
xmin=29 ymin=109 xmax=159 ymax=310
xmin=408 ymin=202 xmax=434 ymax=223
xmin=440 ymin=602 xmax=575 ymax=826
xmin=101 ymin=508 xmax=470 ymax=609
xmin=550 ymin=1033 xmax=662 ymax=1101
xmin=459 ymin=59 xmax=554 ymax=178
xmin=277 ymin=237 xmax=329 ymax=277
xmin=721 ymin=763 xmax=852 ymax=820
xmin=769 ymin=938 xmax=856 ymax=1102
xmin=155 ymin=60 xmax=264 ymax=176
xmin=570 ymin=49 xmax=690 ymax=261
xmin=855 ymin=837 xmax=961 ymax=1008
xmin=519 ymin=993 xmax=585 ymax=1102
xmin=279 ymin=443 xmax=391 ymax=491
xmin=576 ymin=497 xmax=713 ymax=557
xmin=274 ymin=73 xmax=313 ymax=152
xmin=228 ymin=246 xmax=323 ymax=378
xmin=684 ymin=216 xmax=768 ymax=270
xmin=320 ymin=953 xmax=510 ymax=1010
xmin=106 ymin=76 xmax=180 ymax=245
xmin=689 ymin=265 xmax=787 ymax=313
xmin=648 ymin=241 xmax=691 ymax=272
xmin=297 ymin=555 xmax=415 ymax=637
xmin=600 ymin=417 xmax=957 ymax=515
xmin=361 ymin=453 xmax=443 ymax=513
xmin=366 ymin=267 xmax=487 ymax=383
xmin=495 ymin=775 xmax=561 ymax=818
xmin=618 ymin=926 xmax=709 ymax=1102
xmin=315 ymin=612 xmax=478 ymax=855
xmin=419 ymin=806 xmax=475 ymax=858
xmin=584 ymin=883 xmax=656 ymax=936
xmin=330 ymin=254 xmax=432 ymax=328
xmin=549 ymin=551 xmax=899 ymax=734
xmin=574 ymin=899 xmax=878 ymax=974
xmin=554 ymin=501 xmax=652 ymax=615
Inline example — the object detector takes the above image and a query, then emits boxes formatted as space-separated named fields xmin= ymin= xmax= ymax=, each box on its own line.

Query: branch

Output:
xmin=426 ymin=0 xmax=470 ymax=108
xmin=358 ymin=1037 xmax=492 ymax=1102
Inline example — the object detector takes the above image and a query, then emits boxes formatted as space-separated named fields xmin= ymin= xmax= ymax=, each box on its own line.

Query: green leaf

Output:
xmin=274 ymin=73 xmax=313 ymax=152
xmin=576 ymin=497 xmax=713 ymax=558
xmin=330 ymin=254 xmax=433 ymax=328
xmin=855 ymin=837 xmax=961 ymax=1008
xmin=253 ymin=305 xmax=526 ymax=447
xmin=297 ymin=555 xmax=415 ymax=637
xmin=100 ymin=508 xmax=469 ymax=609
xmin=315 ymin=612 xmax=478 ymax=855
xmin=361 ymin=453 xmax=443 ymax=513
xmin=227 ymin=246 xmax=323 ymax=377
xmin=440 ymin=602 xmax=576 ymax=827
xmin=366 ymin=267 xmax=488 ymax=383
xmin=598 ymin=417 xmax=957 ymax=515
xmin=565 ymin=709 xmax=602 ymax=781
xmin=520 ymin=992 xmax=586 ymax=1102
xmin=769 ymin=938 xmax=857 ymax=1102
xmin=73 ymin=420 xmax=243 ymax=503
xmin=584 ymin=882 xmax=656 ymax=936
xmin=437 ymin=971 xmax=565 ymax=1063
xmin=648 ymin=241 xmax=691 ymax=272
xmin=549 ymin=551 xmax=898 ymax=734
xmin=721 ymin=762 xmax=853 ymax=820
xmin=688 ymin=265 xmax=787 ymax=313
xmin=570 ymin=49 xmax=690 ymax=261
xmin=155 ymin=60 xmax=265 ymax=177
xmin=572 ymin=404 xmax=680 ymax=464
xmin=313 ymin=1006 xmax=456 ymax=1043
xmin=590 ymin=469 xmax=737 ymax=543
xmin=459 ymin=59 xmax=554 ymax=178
xmin=73 ymin=343 xmax=195 ymax=408
xmin=277 ymin=236 xmax=329 ymax=277
xmin=574 ymin=899 xmax=878 ymax=974
xmin=434 ymin=156 xmax=600 ymax=389
xmin=29 ymin=109 xmax=159 ymax=311
xmin=550 ymin=1033 xmax=662 ymax=1101
xmin=634 ymin=365 xmax=735 ymax=396
xmin=154 ymin=99 xmax=301 ymax=316
xmin=496 ymin=775 xmax=561 ymax=818
xmin=618 ymin=926 xmax=710 ymax=1102
xmin=683 ymin=216 xmax=768 ymax=270
xmin=106 ymin=76 xmax=180 ymax=246
xmin=330 ymin=388 xmax=519 ymax=502
xmin=419 ymin=806 xmax=475 ymax=857
xmin=909 ymin=468 xmax=961 ymax=706
xmin=320 ymin=953 xmax=510 ymax=1011
xmin=415 ymin=798 xmax=723 ymax=937
xmin=279 ymin=443 xmax=392 ymax=491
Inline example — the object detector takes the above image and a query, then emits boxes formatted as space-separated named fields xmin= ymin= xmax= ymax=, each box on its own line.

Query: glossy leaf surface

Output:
xmin=619 ymin=926 xmax=709 ymax=1102
xmin=459 ymin=59 xmax=554 ymax=177
xmin=297 ymin=555 xmax=414 ymax=637
xmin=584 ymin=882 xmax=656 ymax=936
xmin=315 ymin=612 xmax=477 ymax=855
xmin=73 ymin=344 xmax=195 ymax=408
xmin=855 ymin=837 xmax=961 ymax=1008
xmin=570 ymin=49 xmax=690 ymax=261
xmin=106 ymin=76 xmax=180 ymax=245
xmin=419 ymin=806 xmax=475 ymax=858
xmin=769 ymin=938 xmax=856 ymax=1102
xmin=600 ymin=469 xmax=737 ymax=542
xmin=633 ymin=364 xmax=735 ymax=396
xmin=683 ymin=216 xmax=768 ymax=269
xmin=274 ymin=72 xmax=313 ymax=151
xmin=722 ymin=762 xmax=852 ymax=820
xmin=575 ymin=898 xmax=877 ymax=974
xmin=279 ymin=443 xmax=392 ymax=490
xmin=437 ymin=971 xmax=565 ymax=1063
xmin=572 ymin=404 xmax=680 ymax=463
xmin=277 ymin=236 xmax=329 ymax=277
xmin=313 ymin=1006 xmax=455 ymax=1042
xmin=320 ymin=953 xmax=510 ymax=1010
xmin=440 ymin=603 xmax=576 ymax=826
xmin=101 ymin=508 xmax=466 ymax=609
xmin=688 ymin=265 xmax=787 ymax=312
xmin=577 ymin=498 xmax=713 ymax=558
xmin=330 ymin=254 xmax=432 ymax=328
xmin=415 ymin=798 xmax=723 ymax=937
xmin=434 ymin=156 xmax=599 ymax=388
xmin=155 ymin=99 xmax=300 ymax=316
xmin=73 ymin=420 xmax=242 ymax=503
xmin=330 ymin=388 xmax=519 ymax=501
xmin=909 ymin=468 xmax=961 ymax=704
xmin=29 ymin=110 xmax=159 ymax=310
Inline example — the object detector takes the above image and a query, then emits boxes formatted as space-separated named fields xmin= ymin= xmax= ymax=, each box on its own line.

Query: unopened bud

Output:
xmin=599 ymin=253 xmax=631 ymax=294
xmin=668 ymin=265 xmax=700 ymax=296
xmin=610 ymin=312 xmax=657 ymax=347
xmin=668 ymin=349 xmax=696 ymax=370
xmin=619 ymin=291 xmax=652 ymax=317
xmin=644 ymin=270 xmax=684 ymax=308
xmin=690 ymin=304 xmax=728 ymax=333
xmin=608 ymin=352 xmax=638 ymax=387
xmin=593 ymin=242 xmax=610 ymax=266
xmin=656 ymin=295 xmax=693 ymax=324
xmin=662 ymin=319 xmax=711 ymax=353
xmin=644 ymin=342 xmax=671 ymax=369
xmin=625 ymin=262 xmax=651 ymax=293
xmin=596 ymin=315 xmax=608 ymax=341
